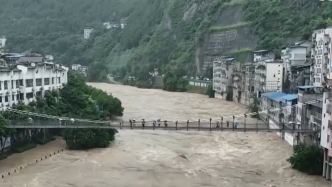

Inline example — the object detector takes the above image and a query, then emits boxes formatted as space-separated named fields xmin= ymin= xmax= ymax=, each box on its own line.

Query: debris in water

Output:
xmin=179 ymin=154 xmax=188 ymax=160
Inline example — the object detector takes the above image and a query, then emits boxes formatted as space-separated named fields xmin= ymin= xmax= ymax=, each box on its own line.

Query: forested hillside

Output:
xmin=0 ymin=0 xmax=332 ymax=90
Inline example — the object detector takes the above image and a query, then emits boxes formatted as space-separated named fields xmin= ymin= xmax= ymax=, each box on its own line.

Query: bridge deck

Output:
xmin=5 ymin=124 xmax=318 ymax=133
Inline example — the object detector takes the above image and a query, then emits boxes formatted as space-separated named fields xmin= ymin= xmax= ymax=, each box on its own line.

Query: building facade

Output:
xmin=253 ymin=50 xmax=283 ymax=94
xmin=0 ymin=62 xmax=68 ymax=109
xmin=84 ymin=28 xmax=93 ymax=39
xmin=281 ymin=42 xmax=311 ymax=93
xmin=212 ymin=57 xmax=237 ymax=99
xmin=311 ymin=27 xmax=332 ymax=89
xmin=322 ymin=91 xmax=332 ymax=180
xmin=321 ymin=28 xmax=332 ymax=180
xmin=241 ymin=62 xmax=255 ymax=105
xmin=71 ymin=64 xmax=88 ymax=77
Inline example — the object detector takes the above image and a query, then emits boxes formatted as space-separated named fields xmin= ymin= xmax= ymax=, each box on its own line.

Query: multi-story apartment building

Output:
xmin=241 ymin=62 xmax=255 ymax=105
xmin=320 ymin=29 xmax=332 ymax=180
xmin=322 ymin=91 xmax=332 ymax=180
xmin=212 ymin=57 xmax=237 ymax=99
xmin=0 ymin=54 xmax=68 ymax=109
xmin=281 ymin=41 xmax=311 ymax=93
xmin=296 ymin=85 xmax=322 ymax=145
xmin=311 ymin=27 xmax=332 ymax=89
xmin=213 ymin=60 xmax=222 ymax=98
xmin=254 ymin=50 xmax=283 ymax=93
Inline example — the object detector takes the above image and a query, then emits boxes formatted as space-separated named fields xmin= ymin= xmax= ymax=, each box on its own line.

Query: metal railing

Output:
xmin=6 ymin=118 xmax=319 ymax=133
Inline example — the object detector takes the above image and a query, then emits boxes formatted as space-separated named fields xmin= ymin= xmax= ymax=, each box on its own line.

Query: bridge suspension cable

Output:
xmin=4 ymin=98 xmax=324 ymax=123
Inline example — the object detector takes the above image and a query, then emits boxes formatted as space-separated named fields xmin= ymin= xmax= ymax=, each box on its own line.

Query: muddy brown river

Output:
xmin=0 ymin=83 xmax=329 ymax=187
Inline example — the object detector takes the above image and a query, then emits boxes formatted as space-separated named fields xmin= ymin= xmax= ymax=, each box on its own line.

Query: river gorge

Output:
xmin=0 ymin=83 xmax=329 ymax=187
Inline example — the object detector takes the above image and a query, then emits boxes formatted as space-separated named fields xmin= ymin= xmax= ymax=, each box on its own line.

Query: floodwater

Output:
xmin=0 ymin=83 xmax=329 ymax=187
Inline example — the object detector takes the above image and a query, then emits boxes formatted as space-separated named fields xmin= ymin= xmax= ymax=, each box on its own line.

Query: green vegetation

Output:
xmin=2 ymin=0 xmax=331 ymax=90
xmin=63 ymin=129 xmax=118 ymax=150
xmin=227 ymin=48 xmax=253 ymax=56
xmin=0 ymin=0 xmax=230 ymax=90
xmin=287 ymin=143 xmax=323 ymax=175
xmin=243 ymin=0 xmax=332 ymax=54
xmin=209 ymin=22 xmax=250 ymax=32
xmin=1 ymin=73 xmax=123 ymax=151
xmin=205 ymin=85 xmax=215 ymax=98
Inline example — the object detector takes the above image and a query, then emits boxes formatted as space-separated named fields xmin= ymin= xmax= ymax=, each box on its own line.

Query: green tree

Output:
xmin=287 ymin=143 xmax=323 ymax=175
xmin=326 ymin=18 xmax=332 ymax=27
xmin=205 ymin=85 xmax=215 ymax=98
xmin=63 ymin=129 xmax=118 ymax=150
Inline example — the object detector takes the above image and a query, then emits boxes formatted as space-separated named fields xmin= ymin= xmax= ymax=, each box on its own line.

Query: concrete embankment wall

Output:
xmin=269 ymin=119 xmax=295 ymax=146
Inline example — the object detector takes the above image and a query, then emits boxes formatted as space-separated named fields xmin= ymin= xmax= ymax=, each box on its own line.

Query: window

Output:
xmin=52 ymin=77 xmax=55 ymax=84
xmin=4 ymin=81 xmax=7 ymax=90
xmin=12 ymin=95 xmax=14 ymax=101
xmin=5 ymin=96 xmax=8 ymax=102
xmin=16 ymin=94 xmax=19 ymax=101
xmin=26 ymin=79 xmax=33 ymax=87
xmin=44 ymin=78 xmax=50 ymax=85
xmin=36 ymin=78 xmax=42 ymax=86
xmin=0 ymin=97 xmax=2 ymax=103
xmin=11 ymin=80 xmax=14 ymax=89
xmin=16 ymin=80 xmax=19 ymax=88
xmin=18 ymin=79 xmax=23 ymax=86
xmin=58 ymin=77 xmax=61 ymax=84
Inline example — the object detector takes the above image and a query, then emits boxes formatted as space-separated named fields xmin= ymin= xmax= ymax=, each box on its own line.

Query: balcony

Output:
xmin=256 ymin=64 xmax=266 ymax=70
xmin=329 ymin=120 xmax=332 ymax=129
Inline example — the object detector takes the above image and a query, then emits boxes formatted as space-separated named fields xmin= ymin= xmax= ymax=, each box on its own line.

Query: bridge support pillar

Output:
xmin=281 ymin=132 xmax=285 ymax=139
xmin=323 ymin=148 xmax=327 ymax=178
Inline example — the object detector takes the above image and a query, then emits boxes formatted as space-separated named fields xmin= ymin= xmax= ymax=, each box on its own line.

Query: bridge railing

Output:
xmin=6 ymin=118 xmax=320 ymax=133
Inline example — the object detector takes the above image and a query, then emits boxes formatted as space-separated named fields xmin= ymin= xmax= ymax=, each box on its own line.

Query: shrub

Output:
xmin=63 ymin=129 xmax=118 ymax=150
xmin=287 ymin=143 xmax=323 ymax=175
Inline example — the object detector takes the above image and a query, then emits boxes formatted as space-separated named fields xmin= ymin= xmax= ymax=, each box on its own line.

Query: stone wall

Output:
xmin=197 ymin=3 xmax=258 ymax=74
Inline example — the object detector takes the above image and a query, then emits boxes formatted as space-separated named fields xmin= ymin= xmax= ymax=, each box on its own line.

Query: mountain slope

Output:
xmin=1 ymin=0 xmax=332 ymax=90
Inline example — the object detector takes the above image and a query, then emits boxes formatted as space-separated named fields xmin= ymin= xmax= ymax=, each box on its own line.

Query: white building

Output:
xmin=213 ymin=60 xmax=222 ymax=98
xmin=0 ymin=37 xmax=6 ymax=48
xmin=0 ymin=61 xmax=68 ymax=109
xmin=212 ymin=57 xmax=236 ymax=99
xmin=71 ymin=64 xmax=88 ymax=77
xmin=45 ymin=55 xmax=54 ymax=62
xmin=84 ymin=28 xmax=93 ymax=39
xmin=254 ymin=50 xmax=283 ymax=93
xmin=321 ymin=91 xmax=332 ymax=180
xmin=71 ymin=64 xmax=81 ymax=71
xmin=281 ymin=45 xmax=308 ymax=72
xmin=311 ymin=27 xmax=332 ymax=89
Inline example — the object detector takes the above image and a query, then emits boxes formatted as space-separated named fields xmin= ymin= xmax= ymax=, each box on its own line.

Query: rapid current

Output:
xmin=0 ymin=83 xmax=329 ymax=187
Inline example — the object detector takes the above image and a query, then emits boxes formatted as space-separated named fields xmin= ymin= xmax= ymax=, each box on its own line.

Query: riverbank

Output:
xmin=0 ymin=137 xmax=65 ymax=176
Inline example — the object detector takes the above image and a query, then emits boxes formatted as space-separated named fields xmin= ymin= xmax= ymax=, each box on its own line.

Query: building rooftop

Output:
xmin=275 ymin=94 xmax=298 ymax=102
xmin=254 ymin=50 xmax=269 ymax=53
xmin=289 ymin=46 xmax=307 ymax=49
xmin=298 ymin=85 xmax=315 ymax=89
xmin=262 ymin=92 xmax=286 ymax=100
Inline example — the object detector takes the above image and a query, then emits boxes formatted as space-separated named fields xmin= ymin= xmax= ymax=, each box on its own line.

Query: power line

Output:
xmin=4 ymin=98 xmax=324 ymax=124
